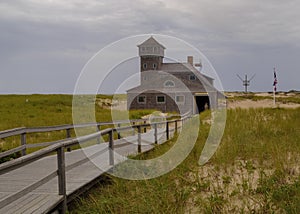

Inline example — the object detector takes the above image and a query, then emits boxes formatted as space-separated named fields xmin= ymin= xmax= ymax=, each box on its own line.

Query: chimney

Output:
xmin=187 ymin=56 xmax=193 ymax=65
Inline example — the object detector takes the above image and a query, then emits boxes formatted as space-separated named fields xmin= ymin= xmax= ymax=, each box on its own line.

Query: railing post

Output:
xmin=138 ymin=126 xmax=141 ymax=153
xmin=66 ymin=128 xmax=72 ymax=152
xmin=57 ymin=147 xmax=67 ymax=213
xmin=166 ymin=121 xmax=169 ymax=140
xmin=109 ymin=130 xmax=114 ymax=165
xmin=132 ymin=122 xmax=135 ymax=135
xmin=143 ymin=120 xmax=147 ymax=133
xmin=96 ymin=125 xmax=101 ymax=144
xmin=20 ymin=133 xmax=26 ymax=156
xmin=66 ymin=128 xmax=71 ymax=138
xmin=117 ymin=123 xmax=121 ymax=139
xmin=154 ymin=123 xmax=158 ymax=144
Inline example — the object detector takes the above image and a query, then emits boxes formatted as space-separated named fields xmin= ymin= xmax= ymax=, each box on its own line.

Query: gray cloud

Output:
xmin=0 ymin=0 xmax=299 ymax=93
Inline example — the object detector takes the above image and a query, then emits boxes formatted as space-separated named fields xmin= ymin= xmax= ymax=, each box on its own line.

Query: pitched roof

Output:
xmin=161 ymin=63 xmax=214 ymax=81
xmin=137 ymin=36 xmax=166 ymax=49
xmin=127 ymin=63 xmax=216 ymax=93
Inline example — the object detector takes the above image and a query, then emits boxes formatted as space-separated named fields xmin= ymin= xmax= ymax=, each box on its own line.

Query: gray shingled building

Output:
xmin=127 ymin=37 xmax=219 ymax=114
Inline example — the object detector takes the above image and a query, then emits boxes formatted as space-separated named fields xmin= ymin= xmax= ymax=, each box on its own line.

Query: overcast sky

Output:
xmin=0 ymin=0 xmax=299 ymax=94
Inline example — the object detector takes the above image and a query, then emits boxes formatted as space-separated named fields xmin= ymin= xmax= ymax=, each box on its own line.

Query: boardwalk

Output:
xmin=0 ymin=125 xmax=177 ymax=214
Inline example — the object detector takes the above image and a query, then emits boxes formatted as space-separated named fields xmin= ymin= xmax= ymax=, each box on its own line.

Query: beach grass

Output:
xmin=69 ymin=107 xmax=300 ymax=213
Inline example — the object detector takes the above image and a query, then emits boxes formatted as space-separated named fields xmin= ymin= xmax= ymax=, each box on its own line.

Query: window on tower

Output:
xmin=153 ymin=63 xmax=157 ymax=69
xmin=143 ymin=63 xmax=147 ymax=69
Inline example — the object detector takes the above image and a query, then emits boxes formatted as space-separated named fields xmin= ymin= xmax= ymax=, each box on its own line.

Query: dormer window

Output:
xmin=164 ymin=80 xmax=175 ymax=87
xmin=189 ymin=74 xmax=196 ymax=81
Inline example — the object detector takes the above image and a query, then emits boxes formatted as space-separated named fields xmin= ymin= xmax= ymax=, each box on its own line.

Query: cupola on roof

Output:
xmin=138 ymin=36 xmax=165 ymax=57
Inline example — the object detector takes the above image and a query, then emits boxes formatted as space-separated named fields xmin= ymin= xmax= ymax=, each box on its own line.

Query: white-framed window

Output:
xmin=189 ymin=74 xmax=196 ymax=81
xmin=137 ymin=96 xmax=146 ymax=104
xmin=156 ymin=95 xmax=165 ymax=104
xmin=143 ymin=63 xmax=147 ymax=69
xmin=164 ymin=80 xmax=175 ymax=87
xmin=175 ymin=95 xmax=185 ymax=104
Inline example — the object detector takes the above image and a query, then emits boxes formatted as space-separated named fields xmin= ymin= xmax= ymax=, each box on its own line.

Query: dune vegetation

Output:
xmin=69 ymin=107 xmax=300 ymax=213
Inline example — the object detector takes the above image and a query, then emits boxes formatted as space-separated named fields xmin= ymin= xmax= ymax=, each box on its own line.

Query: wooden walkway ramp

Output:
xmin=0 ymin=120 xmax=180 ymax=214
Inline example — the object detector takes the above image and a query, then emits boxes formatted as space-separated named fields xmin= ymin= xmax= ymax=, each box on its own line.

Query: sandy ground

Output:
xmin=227 ymin=99 xmax=300 ymax=109
xmin=226 ymin=92 xmax=300 ymax=109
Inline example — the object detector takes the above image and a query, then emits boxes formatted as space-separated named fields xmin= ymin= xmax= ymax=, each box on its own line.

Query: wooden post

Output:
xmin=166 ymin=121 xmax=169 ymax=140
xmin=132 ymin=122 xmax=135 ymax=135
xmin=57 ymin=147 xmax=67 ymax=213
xmin=109 ymin=130 xmax=114 ymax=165
xmin=20 ymin=133 xmax=26 ymax=156
xmin=138 ymin=126 xmax=141 ymax=153
xmin=143 ymin=120 xmax=147 ymax=133
xmin=66 ymin=128 xmax=71 ymax=138
xmin=154 ymin=123 xmax=158 ymax=144
xmin=66 ymin=128 xmax=72 ymax=152
xmin=96 ymin=125 xmax=101 ymax=144
xmin=117 ymin=123 xmax=121 ymax=139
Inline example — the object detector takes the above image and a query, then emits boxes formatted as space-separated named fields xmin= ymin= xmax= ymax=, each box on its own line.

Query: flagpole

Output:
xmin=273 ymin=85 xmax=276 ymax=107
xmin=273 ymin=67 xmax=277 ymax=107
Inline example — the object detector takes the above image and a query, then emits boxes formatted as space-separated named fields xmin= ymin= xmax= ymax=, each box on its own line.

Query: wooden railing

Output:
xmin=0 ymin=118 xmax=173 ymax=160
xmin=0 ymin=115 xmax=191 ymax=213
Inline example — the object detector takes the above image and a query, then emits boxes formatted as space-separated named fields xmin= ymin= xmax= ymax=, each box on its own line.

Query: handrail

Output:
xmin=0 ymin=115 xmax=181 ymax=139
xmin=0 ymin=128 xmax=110 ymax=175
xmin=0 ymin=127 xmax=26 ymax=139
xmin=0 ymin=115 xmax=182 ymax=159
xmin=0 ymin=116 xmax=190 ymax=213
xmin=0 ymin=117 xmax=189 ymax=172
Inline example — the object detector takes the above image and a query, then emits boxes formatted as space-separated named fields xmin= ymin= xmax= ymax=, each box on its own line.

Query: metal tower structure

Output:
xmin=237 ymin=74 xmax=256 ymax=93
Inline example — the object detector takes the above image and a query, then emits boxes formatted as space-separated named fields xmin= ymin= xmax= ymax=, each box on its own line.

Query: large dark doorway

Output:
xmin=195 ymin=96 xmax=210 ymax=113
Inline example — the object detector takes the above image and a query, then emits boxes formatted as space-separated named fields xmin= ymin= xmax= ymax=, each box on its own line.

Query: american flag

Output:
xmin=273 ymin=68 xmax=278 ymax=92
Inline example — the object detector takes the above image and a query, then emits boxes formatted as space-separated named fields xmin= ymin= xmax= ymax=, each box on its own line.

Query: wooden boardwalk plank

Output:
xmin=30 ymin=194 xmax=63 ymax=214
xmin=0 ymin=193 xmax=37 ymax=214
